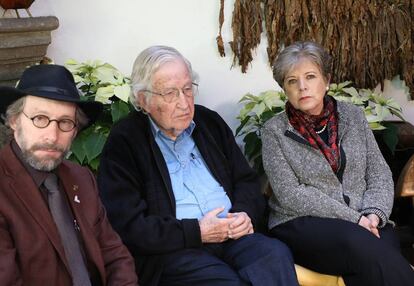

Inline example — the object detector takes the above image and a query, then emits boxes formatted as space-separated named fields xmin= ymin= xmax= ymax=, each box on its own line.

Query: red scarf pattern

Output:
xmin=286 ymin=96 xmax=340 ymax=173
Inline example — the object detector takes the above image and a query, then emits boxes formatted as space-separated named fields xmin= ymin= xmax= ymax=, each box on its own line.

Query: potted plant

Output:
xmin=236 ymin=82 xmax=405 ymax=175
xmin=65 ymin=59 xmax=132 ymax=172
xmin=0 ymin=0 xmax=35 ymax=11
xmin=0 ymin=2 xmax=59 ymax=86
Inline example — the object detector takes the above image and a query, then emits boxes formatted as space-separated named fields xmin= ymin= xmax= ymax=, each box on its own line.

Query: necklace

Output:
xmin=315 ymin=124 xmax=327 ymax=134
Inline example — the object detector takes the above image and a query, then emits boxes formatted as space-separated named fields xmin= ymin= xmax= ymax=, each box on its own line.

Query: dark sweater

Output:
xmin=97 ymin=105 xmax=264 ymax=285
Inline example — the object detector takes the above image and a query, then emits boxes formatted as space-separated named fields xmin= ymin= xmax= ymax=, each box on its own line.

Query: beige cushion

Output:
xmin=295 ymin=264 xmax=345 ymax=286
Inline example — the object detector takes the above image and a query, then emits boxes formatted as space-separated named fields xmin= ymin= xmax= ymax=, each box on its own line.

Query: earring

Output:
xmin=326 ymin=86 xmax=329 ymax=91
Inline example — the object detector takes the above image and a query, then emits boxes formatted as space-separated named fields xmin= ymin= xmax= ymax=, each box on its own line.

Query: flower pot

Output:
xmin=0 ymin=0 xmax=35 ymax=9
xmin=0 ymin=16 xmax=58 ymax=86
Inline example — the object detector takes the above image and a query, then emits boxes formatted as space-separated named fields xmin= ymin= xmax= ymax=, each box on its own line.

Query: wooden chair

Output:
xmin=395 ymin=154 xmax=414 ymax=265
xmin=295 ymin=264 xmax=345 ymax=286
xmin=396 ymin=154 xmax=414 ymax=198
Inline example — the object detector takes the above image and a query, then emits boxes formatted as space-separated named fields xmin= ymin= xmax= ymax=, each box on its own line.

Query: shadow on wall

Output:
xmin=0 ymin=124 xmax=12 ymax=149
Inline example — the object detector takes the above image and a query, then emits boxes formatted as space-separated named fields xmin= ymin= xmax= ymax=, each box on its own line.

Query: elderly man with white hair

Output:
xmin=97 ymin=45 xmax=299 ymax=286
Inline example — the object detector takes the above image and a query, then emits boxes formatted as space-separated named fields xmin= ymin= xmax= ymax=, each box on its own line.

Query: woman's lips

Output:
xmin=299 ymin=96 xmax=312 ymax=101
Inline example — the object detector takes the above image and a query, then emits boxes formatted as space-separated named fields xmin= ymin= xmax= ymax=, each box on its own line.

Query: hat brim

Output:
xmin=0 ymin=86 xmax=103 ymax=128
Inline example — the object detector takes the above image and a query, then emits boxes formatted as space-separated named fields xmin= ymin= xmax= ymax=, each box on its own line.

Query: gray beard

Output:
xmin=21 ymin=148 xmax=67 ymax=171
xmin=15 ymin=124 xmax=70 ymax=172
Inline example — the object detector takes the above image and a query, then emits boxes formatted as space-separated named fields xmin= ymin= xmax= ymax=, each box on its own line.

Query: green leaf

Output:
xmin=83 ymin=132 xmax=107 ymax=162
xmin=381 ymin=123 xmax=398 ymax=154
xmin=236 ymin=116 xmax=251 ymax=136
xmin=238 ymin=102 xmax=256 ymax=119
xmin=114 ymin=83 xmax=131 ymax=102
xmin=369 ymin=122 xmax=386 ymax=130
xmin=250 ymin=102 xmax=266 ymax=118
xmin=261 ymin=110 xmax=277 ymax=123
xmin=375 ymin=104 xmax=391 ymax=121
xmin=95 ymin=86 xmax=115 ymax=104
xmin=337 ymin=81 xmax=352 ymax=89
xmin=70 ymin=131 xmax=88 ymax=162
xmin=89 ymin=157 xmax=101 ymax=172
xmin=111 ymin=101 xmax=130 ymax=122
xmin=72 ymin=74 xmax=84 ymax=84
xmin=333 ymin=95 xmax=353 ymax=103
xmin=239 ymin=93 xmax=257 ymax=103
xmin=93 ymin=65 xmax=119 ymax=85
xmin=243 ymin=132 xmax=261 ymax=160
xmin=342 ymin=87 xmax=359 ymax=98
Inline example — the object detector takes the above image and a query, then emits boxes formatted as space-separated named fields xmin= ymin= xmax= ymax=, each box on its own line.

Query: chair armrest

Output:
xmin=295 ymin=264 xmax=345 ymax=286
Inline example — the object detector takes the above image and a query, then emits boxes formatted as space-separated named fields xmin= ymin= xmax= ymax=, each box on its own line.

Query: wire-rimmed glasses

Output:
xmin=144 ymin=82 xmax=198 ymax=103
xmin=21 ymin=111 xmax=76 ymax=132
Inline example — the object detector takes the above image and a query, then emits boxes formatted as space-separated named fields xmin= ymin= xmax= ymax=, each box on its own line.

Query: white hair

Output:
xmin=129 ymin=45 xmax=199 ymax=110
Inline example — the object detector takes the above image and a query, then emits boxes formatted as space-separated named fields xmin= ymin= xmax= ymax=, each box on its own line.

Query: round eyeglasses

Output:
xmin=144 ymin=82 xmax=198 ymax=103
xmin=21 ymin=111 xmax=77 ymax=132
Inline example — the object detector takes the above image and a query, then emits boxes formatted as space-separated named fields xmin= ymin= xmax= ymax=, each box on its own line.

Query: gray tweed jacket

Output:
xmin=262 ymin=100 xmax=394 ymax=230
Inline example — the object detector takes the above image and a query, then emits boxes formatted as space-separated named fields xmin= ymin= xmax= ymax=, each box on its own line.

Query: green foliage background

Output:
xmin=65 ymin=60 xmax=132 ymax=172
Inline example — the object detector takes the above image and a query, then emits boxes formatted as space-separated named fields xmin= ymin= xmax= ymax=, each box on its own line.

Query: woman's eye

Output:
xmin=306 ymin=74 xmax=316 ymax=79
xmin=287 ymin=79 xmax=297 ymax=85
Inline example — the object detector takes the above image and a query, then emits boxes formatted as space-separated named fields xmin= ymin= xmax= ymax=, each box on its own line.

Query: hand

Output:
xmin=226 ymin=212 xmax=254 ymax=240
xmin=367 ymin=213 xmax=380 ymax=228
xmin=367 ymin=213 xmax=380 ymax=238
xmin=199 ymin=207 xmax=235 ymax=243
xmin=358 ymin=215 xmax=380 ymax=238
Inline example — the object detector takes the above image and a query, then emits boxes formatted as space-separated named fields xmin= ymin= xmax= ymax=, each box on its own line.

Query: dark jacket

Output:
xmin=0 ymin=143 xmax=138 ymax=286
xmin=97 ymin=105 xmax=265 ymax=285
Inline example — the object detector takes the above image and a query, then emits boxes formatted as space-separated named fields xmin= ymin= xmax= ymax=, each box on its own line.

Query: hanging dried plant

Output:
xmin=218 ymin=0 xmax=414 ymax=98
xmin=216 ymin=0 xmax=226 ymax=57
xmin=229 ymin=0 xmax=262 ymax=72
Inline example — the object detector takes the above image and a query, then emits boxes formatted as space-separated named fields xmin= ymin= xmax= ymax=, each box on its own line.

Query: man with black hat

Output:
xmin=0 ymin=64 xmax=138 ymax=286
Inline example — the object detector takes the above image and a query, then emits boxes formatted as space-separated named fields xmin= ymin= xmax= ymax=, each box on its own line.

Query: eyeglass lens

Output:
xmin=22 ymin=112 xmax=76 ymax=132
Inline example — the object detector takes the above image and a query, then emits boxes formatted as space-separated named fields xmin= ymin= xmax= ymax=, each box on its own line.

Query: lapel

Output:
xmin=143 ymin=115 xmax=176 ymax=210
xmin=1 ymin=144 xmax=71 ymax=271
xmin=192 ymin=121 xmax=226 ymax=184
xmin=57 ymin=163 xmax=106 ymax=284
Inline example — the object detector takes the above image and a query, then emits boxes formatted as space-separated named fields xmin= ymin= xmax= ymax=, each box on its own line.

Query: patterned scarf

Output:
xmin=286 ymin=96 xmax=340 ymax=173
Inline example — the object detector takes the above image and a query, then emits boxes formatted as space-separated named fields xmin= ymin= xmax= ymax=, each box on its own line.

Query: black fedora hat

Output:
xmin=0 ymin=64 xmax=103 ymax=128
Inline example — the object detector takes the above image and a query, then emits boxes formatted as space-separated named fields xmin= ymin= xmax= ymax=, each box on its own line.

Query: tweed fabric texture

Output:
xmin=262 ymin=101 xmax=393 ymax=229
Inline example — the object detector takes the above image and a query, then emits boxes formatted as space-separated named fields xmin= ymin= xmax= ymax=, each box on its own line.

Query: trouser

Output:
xmin=158 ymin=233 xmax=299 ymax=286
xmin=270 ymin=216 xmax=414 ymax=286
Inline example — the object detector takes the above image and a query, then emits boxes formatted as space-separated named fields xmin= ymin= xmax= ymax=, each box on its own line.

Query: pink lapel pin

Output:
xmin=74 ymin=195 xmax=80 ymax=203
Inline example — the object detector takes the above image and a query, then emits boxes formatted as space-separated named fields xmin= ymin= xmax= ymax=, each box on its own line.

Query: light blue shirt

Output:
xmin=149 ymin=117 xmax=232 ymax=220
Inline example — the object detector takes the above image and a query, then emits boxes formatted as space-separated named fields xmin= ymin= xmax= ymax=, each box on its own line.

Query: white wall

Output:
xmin=7 ymin=0 xmax=414 ymax=130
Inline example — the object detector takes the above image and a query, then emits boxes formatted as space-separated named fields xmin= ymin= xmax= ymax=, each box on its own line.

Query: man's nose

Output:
xmin=176 ymin=89 xmax=191 ymax=107
xmin=43 ymin=121 xmax=60 ymax=142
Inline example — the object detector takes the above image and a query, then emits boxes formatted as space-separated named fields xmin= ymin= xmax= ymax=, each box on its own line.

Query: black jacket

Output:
xmin=97 ymin=105 xmax=265 ymax=285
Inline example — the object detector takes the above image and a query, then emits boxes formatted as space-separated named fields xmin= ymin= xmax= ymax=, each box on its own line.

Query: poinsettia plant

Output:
xmin=65 ymin=59 xmax=132 ymax=171
xmin=236 ymin=82 xmax=404 ymax=174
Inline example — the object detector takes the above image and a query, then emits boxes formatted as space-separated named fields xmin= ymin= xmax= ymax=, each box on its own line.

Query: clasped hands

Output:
xmin=358 ymin=213 xmax=380 ymax=238
xmin=199 ymin=207 xmax=254 ymax=243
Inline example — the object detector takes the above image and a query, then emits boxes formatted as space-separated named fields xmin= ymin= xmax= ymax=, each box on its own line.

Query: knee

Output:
xmin=343 ymin=232 xmax=390 ymax=263
xmin=253 ymin=234 xmax=294 ymax=262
